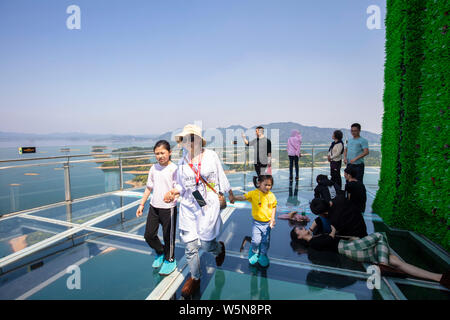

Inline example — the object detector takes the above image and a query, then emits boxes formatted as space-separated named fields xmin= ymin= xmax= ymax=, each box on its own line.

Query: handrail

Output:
xmin=0 ymin=155 xmax=157 ymax=170
xmin=0 ymin=144 xmax=381 ymax=163
xmin=0 ymin=148 xmax=157 ymax=163
xmin=0 ymin=144 xmax=382 ymax=170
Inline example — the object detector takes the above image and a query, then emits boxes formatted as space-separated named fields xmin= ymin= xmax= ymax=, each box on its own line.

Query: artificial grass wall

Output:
xmin=373 ymin=0 xmax=449 ymax=250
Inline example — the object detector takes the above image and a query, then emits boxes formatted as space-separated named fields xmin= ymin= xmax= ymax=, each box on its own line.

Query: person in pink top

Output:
xmin=287 ymin=129 xmax=302 ymax=182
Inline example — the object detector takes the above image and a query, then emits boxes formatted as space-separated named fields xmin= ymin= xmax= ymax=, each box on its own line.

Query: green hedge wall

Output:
xmin=373 ymin=0 xmax=449 ymax=250
xmin=372 ymin=0 xmax=406 ymax=222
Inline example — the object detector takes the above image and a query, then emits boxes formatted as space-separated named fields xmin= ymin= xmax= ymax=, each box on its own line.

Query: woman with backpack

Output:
xmin=314 ymin=174 xmax=341 ymax=204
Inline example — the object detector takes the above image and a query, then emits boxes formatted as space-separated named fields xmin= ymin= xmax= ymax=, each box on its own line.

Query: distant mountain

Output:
xmin=0 ymin=131 xmax=158 ymax=143
xmin=1 ymin=122 xmax=380 ymax=146
xmin=156 ymin=122 xmax=381 ymax=145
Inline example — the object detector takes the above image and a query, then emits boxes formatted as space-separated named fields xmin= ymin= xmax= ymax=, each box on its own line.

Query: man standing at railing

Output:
xmin=241 ymin=126 xmax=272 ymax=188
xmin=343 ymin=123 xmax=369 ymax=183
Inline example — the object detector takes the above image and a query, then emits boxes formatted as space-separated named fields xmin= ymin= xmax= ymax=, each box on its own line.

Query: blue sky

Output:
xmin=0 ymin=0 xmax=386 ymax=135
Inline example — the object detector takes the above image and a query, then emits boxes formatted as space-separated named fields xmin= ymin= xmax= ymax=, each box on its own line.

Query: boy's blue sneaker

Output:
xmin=258 ymin=254 xmax=270 ymax=267
xmin=248 ymin=253 xmax=259 ymax=265
xmin=152 ymin=254 xmax=164 ymax=268
xmin=159 ymin=259 xmax=177 ymax=275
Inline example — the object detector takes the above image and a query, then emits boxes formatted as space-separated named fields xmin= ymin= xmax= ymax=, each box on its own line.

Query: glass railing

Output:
xmin=0 ymin=144 xmax=381 ymax=216
xmin=0 ymin=149 xmax=153 ymax=215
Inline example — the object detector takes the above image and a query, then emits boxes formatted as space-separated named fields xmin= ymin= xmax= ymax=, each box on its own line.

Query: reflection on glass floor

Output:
xmin=0 ymin=217 xmax=71 ymax=259
xmin=225 ymin=167 xmax=381 ymax=193
xmin=396 ymin=283 xmax=450 ymax=301
xmin=28 ymin=194 xmax=139 ymax=224
xmin=202 ymin=270 xmax=358 ymax=300
xmin=1 ymin=230 xmax=185 ymax=300
xmin=178 ymin=254 xmax=380 ymax=300
xmin=0 ymin=172 xmax=448 ymax=300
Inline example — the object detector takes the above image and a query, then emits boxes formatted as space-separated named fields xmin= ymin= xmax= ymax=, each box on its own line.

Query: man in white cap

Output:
xmin=164 ymin=124 xmax=234 ymax=298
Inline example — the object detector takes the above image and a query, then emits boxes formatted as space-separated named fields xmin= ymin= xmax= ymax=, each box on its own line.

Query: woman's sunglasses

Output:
xmin=183 ymin=134 xmax=197 ymax=143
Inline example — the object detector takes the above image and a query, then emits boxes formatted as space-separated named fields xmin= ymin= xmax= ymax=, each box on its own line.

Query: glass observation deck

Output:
xmin=0 ymin=167 xmax=449 ymax=300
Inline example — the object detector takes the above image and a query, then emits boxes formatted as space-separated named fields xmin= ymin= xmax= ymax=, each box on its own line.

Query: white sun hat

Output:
xmin=174 ymin=124 xmax=207 ymax=147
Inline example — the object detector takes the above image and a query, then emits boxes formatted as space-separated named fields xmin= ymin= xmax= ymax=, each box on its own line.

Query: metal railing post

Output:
xmin=119 ymin=154 xmax=123 ymax=191
xmin=63 ymin=158 xmax=72 ymax=202
xmin=311 ymin=147 xmax=315 ymax=188
xmin=120 ymin=194 xmax=125 ymax=222
xmin=66 ymin=202 xmax=73 ymax=223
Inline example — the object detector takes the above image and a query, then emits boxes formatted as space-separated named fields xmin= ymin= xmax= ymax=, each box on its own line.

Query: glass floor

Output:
xmin=0 ymin=169 xmax=448 ymax=300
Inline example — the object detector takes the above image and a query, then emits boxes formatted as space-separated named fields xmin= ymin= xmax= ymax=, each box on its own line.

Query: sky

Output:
xmin=0 ymin=0 xmax=386 ymax=135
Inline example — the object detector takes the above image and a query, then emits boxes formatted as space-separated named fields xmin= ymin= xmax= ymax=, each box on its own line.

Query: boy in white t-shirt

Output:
xmin=136 ymin=140 xmax=178 ymax=275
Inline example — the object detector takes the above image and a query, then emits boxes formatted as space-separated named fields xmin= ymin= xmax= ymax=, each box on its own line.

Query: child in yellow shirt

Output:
xmin=230 ymin=175 xmax=277 ymax=267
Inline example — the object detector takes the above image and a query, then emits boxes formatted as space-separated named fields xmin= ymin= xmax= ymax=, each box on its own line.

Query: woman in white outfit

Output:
xmin=164 ymin=124 xmax=234 ymax=298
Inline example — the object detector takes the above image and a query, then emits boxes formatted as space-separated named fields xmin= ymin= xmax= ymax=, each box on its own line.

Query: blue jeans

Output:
xmin=319 ymin=216 xmax=332 ymax=234
xmin=251 ymin=220 xmax=271 ymax=256
xmin=185 ymin=238 xmax=221 ymax=280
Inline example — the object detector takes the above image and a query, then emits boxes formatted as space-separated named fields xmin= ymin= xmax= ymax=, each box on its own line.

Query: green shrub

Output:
xmin=374 ymin=0 xmax=449 ymax=250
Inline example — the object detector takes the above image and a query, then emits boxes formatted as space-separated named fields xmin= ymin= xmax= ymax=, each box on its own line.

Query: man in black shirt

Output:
xmin=344 ymin=166 xmax=367 ymax=214
xmin=330 ymin=197 xmax=368 ymax=238
xmin=310 ymin=196 xmax=368 ymax=239
xmin=241 ymin=126 xmax=272 ymax=187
